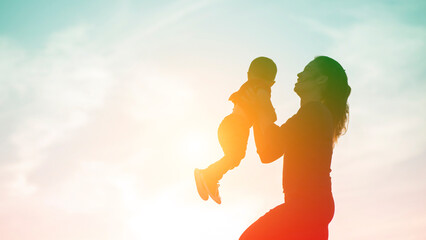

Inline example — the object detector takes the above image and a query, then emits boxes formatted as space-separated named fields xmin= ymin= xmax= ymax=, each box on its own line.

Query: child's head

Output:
xmin=248 ymin=57 xmax=277 ymax=85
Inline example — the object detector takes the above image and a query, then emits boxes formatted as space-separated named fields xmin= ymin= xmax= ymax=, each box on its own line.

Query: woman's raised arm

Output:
xmin=251 ymin=89 xmax=285 ymax=163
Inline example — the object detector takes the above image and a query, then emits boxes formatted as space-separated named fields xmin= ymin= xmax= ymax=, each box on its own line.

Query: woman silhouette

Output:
xmin=240 ymin=56 xmax=351 ymax=240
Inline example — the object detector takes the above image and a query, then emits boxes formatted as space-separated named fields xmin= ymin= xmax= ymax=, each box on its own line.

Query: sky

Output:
xmin=0 ymin=0 xmax=425 ymax=239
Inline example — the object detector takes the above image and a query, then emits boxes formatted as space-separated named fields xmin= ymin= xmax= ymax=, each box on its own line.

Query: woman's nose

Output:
xmin=297 ymin=72 xmax=301 ymax=78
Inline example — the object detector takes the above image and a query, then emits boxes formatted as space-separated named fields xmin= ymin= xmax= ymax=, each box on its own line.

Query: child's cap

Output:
xmin=248 ymin=57 xmax=277 ymax=81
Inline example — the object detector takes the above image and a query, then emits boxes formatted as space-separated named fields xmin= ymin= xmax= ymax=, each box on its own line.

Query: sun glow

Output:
xmin=180 ymin=131 xmax=211 ymax=164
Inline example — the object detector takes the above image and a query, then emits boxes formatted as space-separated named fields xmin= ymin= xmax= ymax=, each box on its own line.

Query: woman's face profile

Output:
xmin=294 ymin=61 xmax=324 ymax=97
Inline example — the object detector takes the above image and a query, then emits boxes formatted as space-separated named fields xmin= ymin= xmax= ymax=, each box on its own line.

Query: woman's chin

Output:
xmin=294 ymin=87 xmax=302 ymax=97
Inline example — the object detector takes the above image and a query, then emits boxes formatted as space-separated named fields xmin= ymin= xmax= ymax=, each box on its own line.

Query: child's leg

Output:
xmin=205 ymin=113 xmax=251 ymax=181
xmin=195 ymin=112 xmax=251 ymax=204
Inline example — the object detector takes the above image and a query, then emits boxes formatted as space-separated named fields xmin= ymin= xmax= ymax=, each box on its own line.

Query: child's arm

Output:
xmin=229 ymin=79 xmax=273 ymax=123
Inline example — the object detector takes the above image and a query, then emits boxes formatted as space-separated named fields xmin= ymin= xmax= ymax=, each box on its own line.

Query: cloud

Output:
xmin=0 ymin=26 xmax=128 ymax=240
xmin=0 ymin=13 xmax=207 ymax=238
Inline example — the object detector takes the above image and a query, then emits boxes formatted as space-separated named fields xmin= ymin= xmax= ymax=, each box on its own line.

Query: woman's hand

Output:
xmin=241 ymin=87 xmax=277 ymax=123
xmin=239 ymin=87 xmax=270 ymax=109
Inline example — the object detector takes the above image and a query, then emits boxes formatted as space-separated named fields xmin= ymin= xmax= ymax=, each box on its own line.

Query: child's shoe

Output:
xmin=194 ymin=168 xmax=222 ymax=204
xmin=194 ymin=168 xmax=209 ymax=201
xmin=205 ymin=176 xmax=221 ymax=204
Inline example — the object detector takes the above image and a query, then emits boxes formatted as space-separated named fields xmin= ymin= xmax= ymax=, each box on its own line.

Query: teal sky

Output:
xmin=2 ymin=0 xmax=425 ymax=47
xmin=0 ymin=1 xmax=425 ymax=239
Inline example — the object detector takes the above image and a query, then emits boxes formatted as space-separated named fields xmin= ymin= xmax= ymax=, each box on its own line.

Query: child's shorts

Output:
xmin=218 ymin=113 xmax=251 ymax=159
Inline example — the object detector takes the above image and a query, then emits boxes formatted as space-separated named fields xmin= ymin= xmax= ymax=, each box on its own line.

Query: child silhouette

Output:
xmin=195 ymin=57 xmax=277 ymax=204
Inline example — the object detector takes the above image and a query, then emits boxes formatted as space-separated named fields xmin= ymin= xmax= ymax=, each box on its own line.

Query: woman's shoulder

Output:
xmin=299 ymin=101 xmax=331 ymax=116
xmin=298 ymin=101 xmax=333 ymax=127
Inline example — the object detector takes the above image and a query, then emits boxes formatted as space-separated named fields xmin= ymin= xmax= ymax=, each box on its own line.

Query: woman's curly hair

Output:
xmin=314 ymin=56 xmax=351 ymax=143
